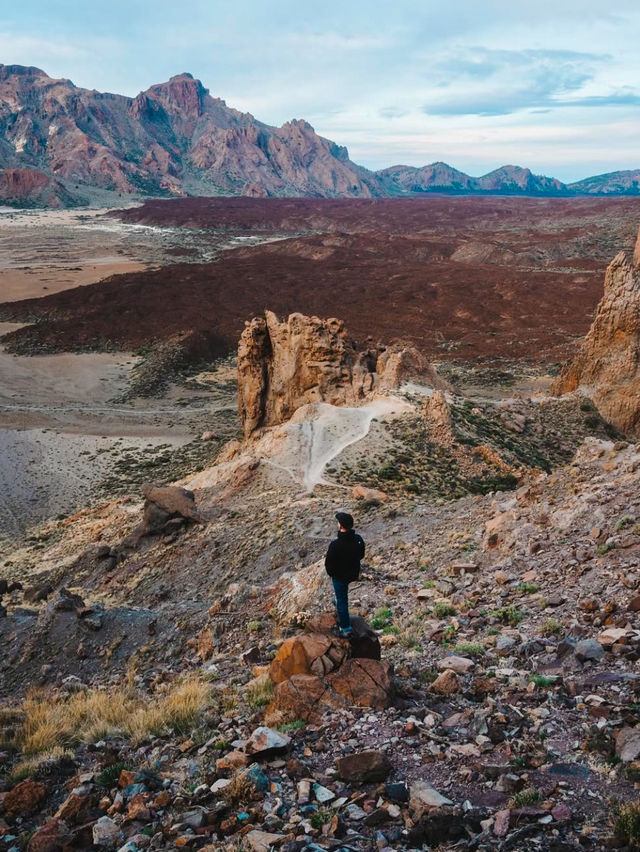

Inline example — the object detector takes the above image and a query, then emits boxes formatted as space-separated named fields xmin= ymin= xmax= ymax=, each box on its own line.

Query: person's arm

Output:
xmin=325 ymin=540 xmax=338 ymax=576
xmin=358 ymin=536 xmax=365 ymax=559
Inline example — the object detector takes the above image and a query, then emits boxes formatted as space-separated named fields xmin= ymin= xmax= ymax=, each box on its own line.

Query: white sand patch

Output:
xmin=187 ymin=396 xmax=410 ymax=495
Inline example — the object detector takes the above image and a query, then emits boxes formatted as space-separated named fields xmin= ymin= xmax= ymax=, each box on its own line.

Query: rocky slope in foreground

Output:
xmin=1 ymin=296 xmax=640 ymax=849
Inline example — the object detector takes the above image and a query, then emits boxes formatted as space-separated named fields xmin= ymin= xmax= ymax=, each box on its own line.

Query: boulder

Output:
xmin=552 ymin=228 xmax=640 ymax=435
xmin=269 ymin=633 xmax=347 ymax=684
xmin=575 ymin=638 xmax=605 ymax=662
xmin=409 ymin=781 xmax=454 ymax=818
xmin=430 ymin=669 xmax=461 ymax=695
xmin=327 ymin=658 xmax=394 ymax=708
xmin=336 ymin=750 xmax=392 ymax=783
xmin=616 ymin=727 xmax=640 ymax=762
xmin=92 ymin=815 xmax=121 ymax=848
xmin=26 ymin=819 xmax=71 ymax=852
xmin=140 ymin=484 xmax=203 ymax=535
xmin=271 ymin=673 xmax=350 ymax=723
xmin=438 ymin=655 xmax=475 ymax=674
xmin=352 ymin=485 xmax=388 ymax=503
xmin=244 ymin=726 xmax=291 ymax=757
xmin=3 ymin=778 xmax=47 ymax=817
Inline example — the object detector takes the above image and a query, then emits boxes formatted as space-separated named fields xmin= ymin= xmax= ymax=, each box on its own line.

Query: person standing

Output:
xmin=325 ymin=511 xmax=365 ymax=638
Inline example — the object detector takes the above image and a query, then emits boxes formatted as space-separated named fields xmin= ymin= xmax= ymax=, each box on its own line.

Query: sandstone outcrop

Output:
xmin=267 ymin=613 xmax=393 ymax=723
xmin=238 ymin=310 xmax=445 ymax=437
xmin=552 ymin=229 xmax=640 ymax=435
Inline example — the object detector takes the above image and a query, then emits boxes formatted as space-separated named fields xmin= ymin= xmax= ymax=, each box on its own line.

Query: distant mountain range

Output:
xmin=0 ymin=64 xmax=639 ymax=208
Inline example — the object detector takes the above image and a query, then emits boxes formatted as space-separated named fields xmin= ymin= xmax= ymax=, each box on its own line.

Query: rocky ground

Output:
xmin=1 ymin=366 xmax=640 ymax=850
xmin=1 ymin=201 xmax=640 ymax=851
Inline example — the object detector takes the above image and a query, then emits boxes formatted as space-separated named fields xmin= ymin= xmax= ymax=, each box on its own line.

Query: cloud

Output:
xmin=423 ymin=47 xmax=609 ymax=115
xmin=379 ymin=106 xmax=409 ymax=119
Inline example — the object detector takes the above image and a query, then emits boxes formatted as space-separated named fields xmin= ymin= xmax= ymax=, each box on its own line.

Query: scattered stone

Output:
xmin=430 ymin=669 xmax=460 ymax=695
xmin=336 ymin=750 xmax=392 ymax=783
xmin=244 ymin=726 xmax=291 ymax=756
xmin=246 ymin=830 xmax=290 ymax=851
xmin=575 ymin=638 xmax=605 ymax=662
xmin=438 ymin=655 xmax=474 ymax=674
xmin=92 ymin=815 xmax=122 ymax=848
xmin=409 ymin=781 xmax=453 ymax=818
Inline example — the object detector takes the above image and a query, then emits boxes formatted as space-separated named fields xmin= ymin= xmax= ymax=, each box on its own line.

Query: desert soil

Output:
xmin=3 ymin=195 xmax=640 ymax=362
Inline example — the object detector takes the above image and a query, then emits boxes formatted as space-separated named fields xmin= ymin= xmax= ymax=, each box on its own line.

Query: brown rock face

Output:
xmin=552 ymin=229 xmax=640 ymax=435
xmin=238 ymin=310 xmax=442 ymax=437
xmin=267 ymin=613 xmax=393 ymax=722
xmin=0 ymin=168 xmax=78 ymax=207
xmin=0 ymin=65 xmax=375 ymax=205
xmin=4 ymin=778 xmax=48 ymax=818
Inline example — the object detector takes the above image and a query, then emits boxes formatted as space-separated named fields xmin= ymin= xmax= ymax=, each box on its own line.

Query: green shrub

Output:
xmin=490 ymin=605 xmax=524 ymax=626
xmin=613 ymin=801 xmax=640 ymax=848
xmin=510 ymin=788 xmax=540 ymax=808
xmin=452 ymin=642 xmax=485 ymax=657
xmin=541 ymin=618 xmax=564 ymax=637
xmin=529 ymin=674 xmax=557 ymax=688
xmin=433 ymin=602 xmax=456 ymax=618
xmin=371 ymin=608 xmax=393 ymax=629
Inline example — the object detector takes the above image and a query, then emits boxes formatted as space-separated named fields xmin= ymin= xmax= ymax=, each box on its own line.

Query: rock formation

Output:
xmin=552 ymin=228 xmax=640 ymax=435
xmin=266 ymin=614 xmax=393 ymax=724
xmin=0 ymin=63 xmax=625 ymax=208
xmin=0 ymin=65 xmax=375 ymax=205
xmin=238 ymin=310 xmax=445 ymax=437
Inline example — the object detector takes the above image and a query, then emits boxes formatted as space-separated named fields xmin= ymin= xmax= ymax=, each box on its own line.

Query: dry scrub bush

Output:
xmin=613 ymin=801 xmax=640 ymax=849
xmin=245 ymin=675 xmax=274 ymax=710
xmin=15 ymin=676 xmax=211 ymax=755
xmin=221 ymin=772 xmax=254 ymax=807
xmin=11 ymin=747 xmax=74 ymax=782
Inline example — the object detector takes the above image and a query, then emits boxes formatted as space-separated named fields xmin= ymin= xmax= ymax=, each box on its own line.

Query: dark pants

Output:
xmin=332 ymin=578 xmax=351 ymax=632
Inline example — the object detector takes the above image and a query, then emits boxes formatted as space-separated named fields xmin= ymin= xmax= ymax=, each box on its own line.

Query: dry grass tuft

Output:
xmin=11 ymin=747 xmax=74 ymax=782
xmin=221 ymin=772 xmax=254 ymax=807
xmin=13 ymin=676 xmax=212 ymax=755
xmin=245 ymin=675 xmax=274 ymax=711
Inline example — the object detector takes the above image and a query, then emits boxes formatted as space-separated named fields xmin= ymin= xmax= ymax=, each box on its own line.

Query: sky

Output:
xmin=2 ymin=0 xmax=639 ymax=182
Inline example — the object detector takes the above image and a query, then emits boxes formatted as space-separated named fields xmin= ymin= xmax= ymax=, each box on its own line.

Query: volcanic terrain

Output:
xmin=2 ymin=195 xmax=640 ymax=367
xmin=1 ymin=198 xmax=640 ymax=851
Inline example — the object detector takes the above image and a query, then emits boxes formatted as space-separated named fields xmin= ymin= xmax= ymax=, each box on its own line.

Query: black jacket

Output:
xmin=325 ymin=529 xmax=365 ymax=583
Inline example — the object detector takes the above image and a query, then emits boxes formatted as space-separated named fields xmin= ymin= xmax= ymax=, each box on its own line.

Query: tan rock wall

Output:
xmin=552 ymin=228 xmax=640 ymax=435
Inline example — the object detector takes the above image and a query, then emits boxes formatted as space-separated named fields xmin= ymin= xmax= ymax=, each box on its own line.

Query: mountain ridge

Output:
xmin=0 ymin=64 xmax=637 ymax=207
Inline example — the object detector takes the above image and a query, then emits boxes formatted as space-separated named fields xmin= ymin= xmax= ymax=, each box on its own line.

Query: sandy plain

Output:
xmin=0 ymin=208 xmax=239 ymax=553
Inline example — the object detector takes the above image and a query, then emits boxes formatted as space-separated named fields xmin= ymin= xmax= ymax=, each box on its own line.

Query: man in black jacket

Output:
xmin=325 ymin=511 xmax=365 ymax=637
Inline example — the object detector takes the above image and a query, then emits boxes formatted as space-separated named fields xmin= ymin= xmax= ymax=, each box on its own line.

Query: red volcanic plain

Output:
xmin=2 ymin=196 xmax=640 ymax=363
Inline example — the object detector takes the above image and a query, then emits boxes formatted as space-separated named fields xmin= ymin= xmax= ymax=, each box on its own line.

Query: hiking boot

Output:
xmin=331 ymin=627 xmax=353 ymax=639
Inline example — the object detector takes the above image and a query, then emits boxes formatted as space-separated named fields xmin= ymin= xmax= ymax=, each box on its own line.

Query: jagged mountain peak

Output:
xmin=0 ymin=63 xmax=637 ymax=206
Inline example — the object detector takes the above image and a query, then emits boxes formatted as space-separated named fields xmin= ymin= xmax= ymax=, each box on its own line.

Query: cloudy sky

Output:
xmin=2 ymin=0 xmax=639 ymax=181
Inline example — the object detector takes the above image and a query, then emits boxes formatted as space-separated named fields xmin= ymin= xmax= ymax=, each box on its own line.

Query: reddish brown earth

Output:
xmin=2 ymin=195 xmax=640 ymax=362
xmin=0 ymin=167 xmax=78 ymax=207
